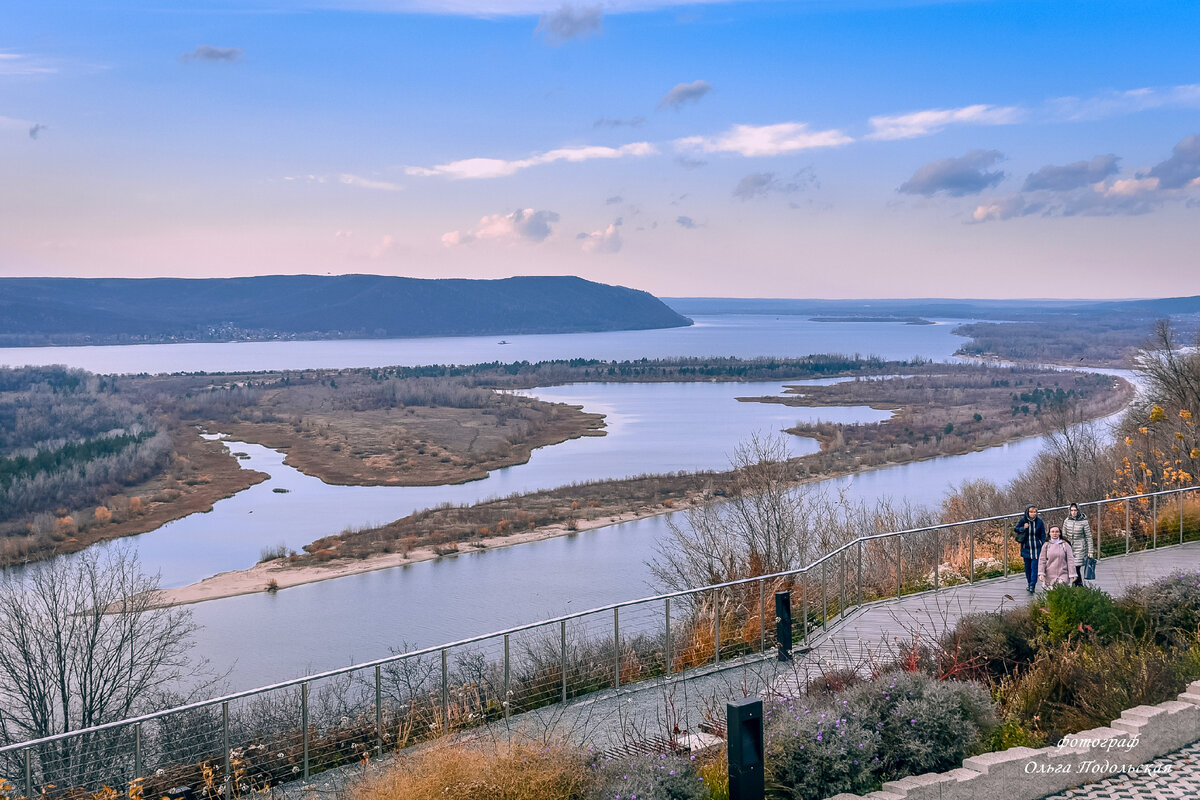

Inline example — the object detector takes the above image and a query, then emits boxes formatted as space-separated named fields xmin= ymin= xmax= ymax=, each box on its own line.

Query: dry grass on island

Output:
xmin=153 ymin=363 xmax=1134 ymax=605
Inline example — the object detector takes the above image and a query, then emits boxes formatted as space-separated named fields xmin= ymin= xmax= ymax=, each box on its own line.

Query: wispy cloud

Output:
xmin=0 ymin=115 xmax=33 ymax=131
xmin=675 ymin=215 xmax=698 ymax=229
xmin=535 ymin=4 xmax=602 ymax=44
xmin=0 ymin=52 xmax=58 ymax=77
xmin=442 ymin=208 xmax=560 ymax=246
xmin=659 ymin=80 xmax=712 ymax=110
xmin=970 ymin=134 xmax=1200 ymax=222
xmin=1047 ymin=84 xmax=1200 ymax=121
xmin=676 ymin=122 xmax=852 ymax=157
xmin=29 ymin=123 xmax=47 ymax=140
xmin=732 ymin=168 xmax=817 ymax=200
xmin=338 ymin=173 xmax=401 ymax=191
xmin=1022 ymin=154 xmax=1119 ymax=192
xmin=406 ymin=141 xmax=655 ymax=179
xmin=898 ymin=150 xmax=1005 ymax=197
xmin=594 ymin=116 xmax=644 ymax=128
xmin=867 ymin=104 xmax=1024 ymax=141
xmin=180 ymin=46 xmax=244 ymax=63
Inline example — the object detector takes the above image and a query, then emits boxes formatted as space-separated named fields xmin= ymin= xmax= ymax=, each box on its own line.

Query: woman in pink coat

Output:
xmin=1039 ymin=526 xmax=1073 ymax=589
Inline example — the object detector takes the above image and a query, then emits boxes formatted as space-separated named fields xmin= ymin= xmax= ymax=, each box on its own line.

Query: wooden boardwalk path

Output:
xmin=773 ymin=540 xmax=1200 ymax=695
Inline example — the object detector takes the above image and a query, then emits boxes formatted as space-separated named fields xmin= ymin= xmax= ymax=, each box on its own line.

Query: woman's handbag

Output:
xmin=1083 ymin=556 xmax=1097 ymax=581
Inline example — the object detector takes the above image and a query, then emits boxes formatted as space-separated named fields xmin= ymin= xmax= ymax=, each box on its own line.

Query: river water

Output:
xmin=0 ymin=315 xmax=1124 ymax=689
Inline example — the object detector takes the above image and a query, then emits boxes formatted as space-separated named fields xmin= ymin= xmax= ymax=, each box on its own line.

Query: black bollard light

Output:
xmin=775 ymin=590 xmax=792 ymax=662
xmin=727 ymin=697 xmax=765 ymax=800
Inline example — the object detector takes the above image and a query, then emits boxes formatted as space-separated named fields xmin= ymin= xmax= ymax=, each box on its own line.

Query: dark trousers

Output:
xmin=1074 ymin=566 xmax=1083 ymax=586
xmin=1023 ymin=557 xmax=1039 ymax=587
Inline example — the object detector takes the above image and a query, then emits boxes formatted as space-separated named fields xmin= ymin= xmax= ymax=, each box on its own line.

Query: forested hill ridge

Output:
xmin=0 ymin=275 xmax=692 ymax=346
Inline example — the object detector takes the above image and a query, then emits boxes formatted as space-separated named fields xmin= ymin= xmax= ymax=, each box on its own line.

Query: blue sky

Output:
xmin=3 ymin=0 xmax=1199 ymax=297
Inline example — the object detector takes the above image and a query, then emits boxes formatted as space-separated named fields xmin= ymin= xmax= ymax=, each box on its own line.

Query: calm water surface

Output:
xmin=0 ymin=315 xmax=966 ymax=373
xmin=0 ymin=315 xmax=1130 ymax=690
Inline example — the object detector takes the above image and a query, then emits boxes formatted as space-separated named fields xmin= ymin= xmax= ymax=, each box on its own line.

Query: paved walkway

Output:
xmin=776 ymin=541 xmax=1200 ymax=694
xmin=272 ymin=542 xmax=1200 ymax=797
xmin=1044 ymin=740 xmax=1200 ymax=799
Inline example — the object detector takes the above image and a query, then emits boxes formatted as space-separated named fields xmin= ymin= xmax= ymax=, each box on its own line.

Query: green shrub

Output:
xmin=587 ymin=754 xmax=711 ymax=800
xmin=1123 ymin=571 xmax=1200 ymax=648
xmin=984 ymin=717 xmax=1046 ymax=751
xmin=936 ymin=607 xmax=1038 ymax=683
xmin=1037 ymin=585 xmax=1124 ymax=643
xmin=764 ymin=701 xmax=879 ymax=800
xmin=843 ymin=672 xmax=996 ymax=781
xmin=996 ymin=636 xmax=1200 ymax=741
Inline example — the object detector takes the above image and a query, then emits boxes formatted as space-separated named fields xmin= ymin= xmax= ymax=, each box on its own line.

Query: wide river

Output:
xmin=0 ymin=315 xmax=1122 ymax=689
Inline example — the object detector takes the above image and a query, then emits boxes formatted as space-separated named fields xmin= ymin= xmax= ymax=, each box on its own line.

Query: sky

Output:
xmin=3 ymin=0 xmax=1200 ymax=298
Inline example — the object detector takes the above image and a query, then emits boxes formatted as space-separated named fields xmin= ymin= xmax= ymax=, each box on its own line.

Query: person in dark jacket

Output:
xmin=1014 ymin=505 xmax=1047 ymax=593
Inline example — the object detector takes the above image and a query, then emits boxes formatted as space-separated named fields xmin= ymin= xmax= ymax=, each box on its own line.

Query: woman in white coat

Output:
xmin=1039 ymin=526 xmax=1074 ymax=589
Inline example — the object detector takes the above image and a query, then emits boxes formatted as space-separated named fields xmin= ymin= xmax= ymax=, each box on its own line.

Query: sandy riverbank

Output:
xmin=151 ymin=505 xmax=676 ymax=607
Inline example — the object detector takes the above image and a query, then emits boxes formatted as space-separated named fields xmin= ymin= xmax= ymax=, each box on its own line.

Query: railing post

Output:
xmin=934 ymin=529 xmax=940 ymax=591
xmin=713 ymin=588 xmax=721 ymax=665
xmin=613 ymin=607 xmax=621 ymax=689
xmin=1096 ymin=501 xmax=1103 ymax=558
xmin=969 ymin=527 xmax=975 ymax=582
xmin=1125 ymin=498 xmax=1131 ymax=554
xmin=1004 ymin=525 xmax=1009 ymax=576
xmin=857 ymin=541 xmax=864 ymax=606
xmin=1182 ymin=491 xmax=1187 ymax=545
xmin=896 ymin=537 xmax=903 ymax=597
xmin=759 ymin=579 xmax=767 ymax=653
xmin=839 ymin=550 xmax=846 ymax=618
xmin=135 ymin=721 xmax=143 ymax=780
xmin=1153 ymin=495 xmax=1158 ymax=548
xmin=223 ymin=699 xmax=232 ymax=794
xmin=560 ymin=620 xmax=567 ymax=703
xmin=441 ymin=649 xmax=450 ymax=734
xmin=24 ymin=748 xmax=32 ymax=800
xmin=801 ymin=574 xmax=809 ymax=642
xmin=665 ymin=597 xmax=672 ymax=675
xmin=821 ymin=560 xmax=828 ymax=629
xmin=301 ymin=683 xmax=309 ymax=780
xmin=503 ymin=634 xmax=511 ymax=720
xmin=375 ymin=665 xmax=383 ymax=755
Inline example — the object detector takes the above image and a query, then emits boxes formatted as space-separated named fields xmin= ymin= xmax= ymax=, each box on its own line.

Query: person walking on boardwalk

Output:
xmin=1039 ymin=525 xmax=1073 ymax=589
xmin=1061 ymin=502 xmax=1094 ymax=586
xmin=1014 ymin=505 xmax=1046 ymax=593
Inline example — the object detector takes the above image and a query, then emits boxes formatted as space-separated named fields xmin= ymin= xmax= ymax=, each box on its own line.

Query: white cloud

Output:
xmin=338 ymin=173 xmax=401 ymax=191
xmin=1048 ymin=84 xmax=1200 ymax=121
xmin=0 ymin=114 xmax=33 ymax=131
xmin=675 ymin=122 xmax=852 ymax=157
xmin=969 ymin=195 xmax=1031 ymax=223
xmin=866 ymin=104 xmax=1025 ymax=141
xmin=1098 ymin=177 xmax=1160 ymax=198
xmin=368 ymin=235 xmax=396 ymax=259
xmin=442 ymin=208 xmax=560 ymax=246
xmin=407 ymin=141 xmax=655 ymax=179
xmin=0 ymin=52 xmax=57 ymax=76
xmin=579 ymin=220 xmax=622 ymax=254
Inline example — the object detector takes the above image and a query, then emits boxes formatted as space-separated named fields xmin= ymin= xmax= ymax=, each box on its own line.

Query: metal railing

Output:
xmin=1 ymin=485 xmax=1197 ymax=797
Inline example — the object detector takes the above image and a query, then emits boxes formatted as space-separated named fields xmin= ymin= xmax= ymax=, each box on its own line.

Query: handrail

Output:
xmin=1 ymin=483 xmax=1195 ymax=759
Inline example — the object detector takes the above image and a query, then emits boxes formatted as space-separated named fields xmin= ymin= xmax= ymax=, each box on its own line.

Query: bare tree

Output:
xmin=0 ymin=544 xmax=198 ymax=787
xmin=1134 ymin=320 xmax=1200 ymax=417
xmin=648 ymin=433 xmax=828 ymax=594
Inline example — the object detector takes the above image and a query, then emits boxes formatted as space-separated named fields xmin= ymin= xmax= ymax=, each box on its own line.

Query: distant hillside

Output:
xmin=0 ymin=275 xmax=692 ymax=346
xmin=665 ymin=296 xmax=1200 ymax=321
